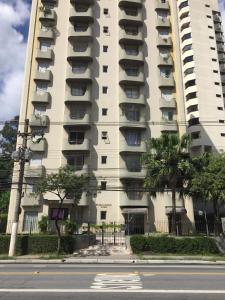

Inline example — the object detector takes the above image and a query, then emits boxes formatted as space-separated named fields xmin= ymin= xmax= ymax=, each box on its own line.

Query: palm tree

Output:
xmin=142 ymin=133 xmax=192 ymax=235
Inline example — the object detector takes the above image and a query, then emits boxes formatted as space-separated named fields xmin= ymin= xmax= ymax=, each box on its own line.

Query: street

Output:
xmin=0 ymin=263 xmax=225 ymax=299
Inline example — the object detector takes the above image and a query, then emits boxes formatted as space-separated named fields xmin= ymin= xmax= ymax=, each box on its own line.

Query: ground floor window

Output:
xmin=49 ymin=208 xmax=69 ymax=220
xmin=23 ymin=211 xmax=38 ymax=232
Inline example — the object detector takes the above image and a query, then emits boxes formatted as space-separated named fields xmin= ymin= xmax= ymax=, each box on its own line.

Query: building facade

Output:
xmin=7 ymin=0 xmax=225 ymax=234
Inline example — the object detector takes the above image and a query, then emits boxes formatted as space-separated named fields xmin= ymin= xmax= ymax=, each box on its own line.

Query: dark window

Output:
xmin=101 ymin=156 xmax=107 ymax=164
xmin=219 ymin=120 xmax=225 ymax=123
xmin=221 ymin=133 xmax=225 ymax=137
xmin=213 ymin=70 xmax=218 ymax=73
xmin=185 ymin=79 xmax=196 ymax=89
xmin=186 ymin=92 xmax=197 ymax=101
xmin=218 ymin=106 xmax=223 ymax=110
xmin=210 ymin=47 xmax=215 ymax=50
xmin=208 ymin=26 xmax=213 ymax=29
xmin=187 ymin=104 xmax=198 ymax=114
xmin=179 ymin=1 xmax=188 ymax=10
xmin=103 ymin=8 xmax=108 ymax=15
xmin=181 ymin=33 xmax=192 ymax=43
xmin=103 ymin=26 xmax=109 ymax=33
xmin=103 ymin=86 xmax=108 ymax=94
xmin=212 ymin=58 xmax=217 ymax=62
xmin=50 ymin=208 xmax=68 ymax=220
xmin=100 ymin=211 xmax=107 ymax=220
xmin=69 ymin=132 xmax=84 ymax=144
xmin=102 ymin=108 xmax=108 ymax=115
xmin=101 ymin=181 xmax=107 ymax=190
xmin=188 ymin=118 xmax=200 ymax=127
xmin=183 ymin=55 xmax=194 ymax=65
xmin=215 ymin=82 xmax=220 ymax=85
xmin=103 ymin=45 xmax=108 ymax=52
xmin=209 ymin=36 xmax=214 ymax=40
xmin=103 ymin=65 xmax=108 ymax=73
xmin=206 ymin=15 xmax=212 ymax=19
xmin=191 ymin=132 xmax=200 ymax=139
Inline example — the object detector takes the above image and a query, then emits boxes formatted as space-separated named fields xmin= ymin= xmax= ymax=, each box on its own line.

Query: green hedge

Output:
xmin=0 ymin=214 xmax=8 ymax=233
xmin=0 ymin=234 xmax=95 ymax=255
xmin=130 ymin=236 xmax=220 ymax=255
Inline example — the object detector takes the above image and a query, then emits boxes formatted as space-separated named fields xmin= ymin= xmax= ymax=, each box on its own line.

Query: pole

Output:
xmin=9 ymin=119 xmax=29 ymax=257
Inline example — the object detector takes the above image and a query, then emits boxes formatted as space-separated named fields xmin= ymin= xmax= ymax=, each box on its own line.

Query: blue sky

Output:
xmin=0 ymin=0 xmax=225 ymax=122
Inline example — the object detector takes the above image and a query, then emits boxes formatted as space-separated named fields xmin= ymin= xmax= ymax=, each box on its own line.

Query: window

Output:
xmin=36 ymin=82 xmax=48 ymax=94
xmin=100 ymin=211 xmax=107 ymax=220
xmin=103 ymin=45 xmax=108 ymax=52
xmin=209 ymin=36 xmax=214 ymax=40
xmin=208 ymin=26 xmax=213 ymax=29
xmin=188 ymin=118 xmax=200 ymax=127
xmin=23 ymin=212 xmax=38 ymax=232
xmin=221 ymin=133 xmax=225 ymax=137
xmin=187 ymin=104 xmax=198 ymax=113
xmin=125 ymin=66 xmax=139 ymax=76
xmin=101 ymin=156 xmax=107 ymax=164
xmin=182 ymin=44 xmax=192 ymax=53
xmin=103 ymin=65 xmax=108 ymax=73
xmin=162 ymin=109 xmax=174 ymax=121
xmin=186 ymin=92 xmax=197 ymax=101
xmin=74 ymin=23 xmax=88 ymax=32
xmin=219 ymin=120 xmax=225 ymax=123
xmin=70 ymin=105 xmax=86 ymax=119
xmin=30 ymin=154 xmax=42 ymax=166
xmin=102 ymin=108 xmax=108 ymax=116
xmin=124 ymin=25 xmax=138 ymax=36
xmin=206 ymin=15 xmax=212 ymax=19
xmin=218 ymin=106 xmax=223 ymax=110
xmin=67 ymin=155 xmax=84 ymax=171
xmin=125 ymin=86 xmax=140 ymax=99
xmin=125 ymin=45 xmax=139 ymax=56
xmin=72 ymin=63 xmax=87 ymax=74
xmin=101 ymin=131 xmax=108 ymax=140
xmin=215 ymin=82 xmax=220 ymax=85
xmin=161 ymin=88 xmax=173 ymax=101
xmin=102 ymin=86 xmax=108 ymax=94
xmin=213 ymin=70 xmax=218 ymax=73
xmin=103 ymin=26 xmax=109 ymax=33
xmin=126 ymin=181 xmax=143 ymax=200
xmin=125 ymin=7 xmax=138 ymax=16
xmin=103 ymin=8 xmax=109 ymax=15
xmin=184 ymin=67 xmax=194 ymax=76
xmin=75 ymin=4 xmax=89 ymax=13
xmin=160 ymin=68 xmax=171 ymax=78
xmin=50 ymin=208 xmax=68 ymax=221
xmin=125 ymin=130 xmax=141 ymax=146
xmin=101 ymin=182 xmax=107 ymax=191
xmin=38 ymin=62 xmax=49 ymax=72
xmin=124 ymin=105 xmax=140 ymax=121
xmin=216 ymin=94 xmax=221 ymax=97
xmin=181 ymin=33 xmax=192 ymax=43
xmin=179 ymin=1 xmax=188 ymax=11
xmin=34 ymin=105 xmax=46 ymax=116
xmin=185 ymin=79 xmax=196 ymax=89
xmin=71 ymin=85 xmax=86 ymax=96
xmin=68 ymin=131 xmax=84 ymax=144
xmin=183 ymin=55 xmax=193 ymax=65
xmin=74 ymin=43 xmax=88 ymax=52
xmin=40 ymin=41 xmax=51 ymax=52
xmin=212 ymin=58 xmax=217 ymax=62
xmin=126 ymin=155 xmax=141 ymax=172
xmin=191 ymin=132 xmax=200 ymax=139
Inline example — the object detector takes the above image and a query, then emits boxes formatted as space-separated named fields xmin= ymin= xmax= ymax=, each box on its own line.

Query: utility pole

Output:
xmin=8 ymin=119 xmax=29 ymax=257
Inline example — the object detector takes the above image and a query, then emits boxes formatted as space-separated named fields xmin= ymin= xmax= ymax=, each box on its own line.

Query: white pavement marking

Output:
xmin=0 ymin=289 xmax=225 ymax=294
xmin=32 ymin=265 xmax=47 ymax=268
xmin=91 ymin=273 xmax=143 ymax=290
xmin=58 ymin=265 xmax=225 ymax=269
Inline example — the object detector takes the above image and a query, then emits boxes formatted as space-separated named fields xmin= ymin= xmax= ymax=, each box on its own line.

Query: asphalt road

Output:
xmin=0 ymin=263 xmax=225 ymax=299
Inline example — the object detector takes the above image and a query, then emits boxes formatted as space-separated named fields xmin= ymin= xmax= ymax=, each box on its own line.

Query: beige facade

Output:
xmin=7 ymin=0 xmax=225 ymax=234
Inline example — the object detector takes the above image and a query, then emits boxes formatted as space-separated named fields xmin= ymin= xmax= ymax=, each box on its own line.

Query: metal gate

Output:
xmin=90 ymin=223 xmax=126 ymax=245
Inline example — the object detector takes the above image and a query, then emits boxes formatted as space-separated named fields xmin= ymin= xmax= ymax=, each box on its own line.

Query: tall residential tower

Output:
xmin=7 ymin=0 xmax=225 ymax=234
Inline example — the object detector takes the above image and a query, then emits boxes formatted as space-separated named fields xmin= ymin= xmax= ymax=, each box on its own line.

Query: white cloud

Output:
xmin=0 ymin=0 xmax=30 ymax=122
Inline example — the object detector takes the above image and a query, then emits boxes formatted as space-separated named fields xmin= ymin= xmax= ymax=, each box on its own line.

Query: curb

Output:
xmin=1 ymin=259 xmax=225 ymax=265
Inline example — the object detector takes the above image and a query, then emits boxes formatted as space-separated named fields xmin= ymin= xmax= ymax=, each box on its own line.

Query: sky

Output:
xmin=0 ymin=0 xmax=225 ymax=123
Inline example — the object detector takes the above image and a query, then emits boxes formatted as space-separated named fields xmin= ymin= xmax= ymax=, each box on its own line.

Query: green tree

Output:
xmin=35 ymin=167 xmax=87 ymax=254
xmin=188 ymin=153 xmax=225 ymax=235
xmin=0 ymin=117 xmax=18 ymax=214
xmin=142 ymin=133 xmax=192 ymax=235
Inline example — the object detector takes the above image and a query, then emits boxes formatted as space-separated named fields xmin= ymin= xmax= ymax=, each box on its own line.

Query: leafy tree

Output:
xmin=0 ymin=117 xmax=18 ymax=214
xmin=35 ymin=167 xmax=87 ymax=254
xmin=188 ymin=153 xmax=225 ymax=235
xmin=142 ymin=133 xmax=192 ymax=235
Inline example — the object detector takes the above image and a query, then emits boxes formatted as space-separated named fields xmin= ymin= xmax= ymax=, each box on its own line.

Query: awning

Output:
xmin=165 ymin=206 xmax=187 ymax=215
xmin=122 ymin=208 xmax=148 ymax=214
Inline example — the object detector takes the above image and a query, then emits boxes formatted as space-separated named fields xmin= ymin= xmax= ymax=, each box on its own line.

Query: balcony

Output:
xmin=220 ymin=63 xmax=225 ymax=73
xmin=159 ymin=97 xmax=176 ymax=109
xmin=24 ymin=165 xmax=46 ymax=178
xmin=222 ymin=85 xmax=225 ymax=94
xmin=34 ymin=70 xmax=52 ymax=82
xmin=119 ymin=69 xmax=144 ymax=85
xmin=66 ymin=66 xmax=92 ymax=83
xmin=221 ymin=74 xmax=225 ymax=82
xmin=67 ymin=45 xmax=92 ymax=61
xmin=156 ymin=17 xmax=171 ymax=28
xmin=119 ymin=48 xmax=144 ymax=64
xmin=119 ymin=89 xmax=145 ymax=106
xmin=119 ymin=114 xmax=146 ymax=129
xmin=214 ymin=23 xmax=223 ymax=32
xmin=38 ymin=28 xmax=54 ymax=39
xmin=69 ymin=7 xmax=94 ymax=22
xmin=155 ymin=0 xmax=170 ymax=10
xmin=32 ymin=91 xmax=51 ymax=104
xmin=29 ymin=139 xmax=47 ymax=152
xmin=120 ymin=191 xmax=148 ymax=207
xmin=120 ymin=168 xmax=146 ymax=180
xmin=22 ymin=194 xmax=42 ymax=207
xmin=68 ymin=26 xmax=93 ymax=40
xmin=119 ymin=28 xmax=143 ymax=44
xmin=119 ymin=0 xmax=143 ymax=8
xmin=39 ymin=10 xmax=57 ymax=24
xmin=219 ymin=53 xmax=225 ymax=62
xmin=64 ymin=113 xmax=91 ymax=127
xmin=216 ymin=34 xmax=224 ymax=42
xmin=217 ymin=43 xmax=225 ymax=53
xmin=30 ymin=115 xmax=49 ymax=127
xmin=213 ymin=14 xmax=221 ymax=23
xmin=158 ymin=76 xmax=175 ymax=87
xmin=120 ymin=138 xmax=146 ymax=153
xmin=65 ymin=88 xmax=92 ymax=103
xmin=161 ymin=121 xmax=178 ymax=132
xmin=157 ymin=36 xmax=172 ymax=47
xmin=119 ymin=9 xmax=143 ymax=26
xmin=158 ymin=55 xmax=173 ymax=66
xmin=36 ymin=49 xmax=54 ymax=60
xmin=62 ymin=138 xmax=90 ymax=152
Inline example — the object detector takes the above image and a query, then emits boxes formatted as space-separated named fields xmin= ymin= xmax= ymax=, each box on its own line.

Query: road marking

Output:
xmin=91 ymin=273 xmax=143 ymax=290
xmin=32 ymin=265 xmax=47 ymax=268
xmin=0 ymin=289 xmax=225 ymax=294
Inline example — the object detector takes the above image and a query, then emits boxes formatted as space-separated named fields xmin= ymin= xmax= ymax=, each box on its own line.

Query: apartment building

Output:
xmin=7 ymin=0 xmax=225 ymax=234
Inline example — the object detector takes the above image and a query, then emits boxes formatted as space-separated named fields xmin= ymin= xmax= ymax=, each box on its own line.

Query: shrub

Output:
xmin=0 ymin=214 xmax=8 ymax=233
xmin=130 ymin=236 xmax=220 ymax=255
xmin=64 ymin=220 xmax=77 ymax=235
xmin=38 ymin=215 xmax=48 ymax=233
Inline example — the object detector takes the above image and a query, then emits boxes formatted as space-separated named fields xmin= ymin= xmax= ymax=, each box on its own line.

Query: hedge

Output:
xmin=0 ymin=215 xmax=8 ymax=233
xmin=130 ymin=236 xmax=220 ymax=255
xmin=0 ymin=234 xmax=95 ymax=255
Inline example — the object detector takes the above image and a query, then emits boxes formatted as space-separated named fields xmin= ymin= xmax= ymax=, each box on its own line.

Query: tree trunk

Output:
xmin=171 ymin=187 xmax=177 ymax=236
xmin=213 ymin=198 xmax=220 ymax=236
xmin=55 ymin=199 xmax=63 ymax=255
